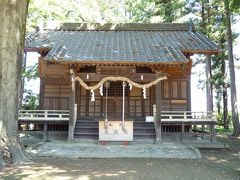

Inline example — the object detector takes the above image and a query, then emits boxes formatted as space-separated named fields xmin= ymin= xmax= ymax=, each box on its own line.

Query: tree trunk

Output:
xmin=216 ymin=91 xmax=221 ymax=115
xmin=224 ymin=0 xmax=240 ymax=136
xmin=0 ymin=0 xmax=30 ymax=167
xmin=201 ymin=0 xmax=208 ymax=34
xmin=222 ymin=59 xmax=229 ymax=130
xmin=206 ymin=55 xmax=213 ymax=112
xmin=0 ymin=156 xmax=4 ymax=169
xmin=19 ymin=52 xmax=27 ymax=109
xmin=201 ymin=1 xmax=213 ymax=113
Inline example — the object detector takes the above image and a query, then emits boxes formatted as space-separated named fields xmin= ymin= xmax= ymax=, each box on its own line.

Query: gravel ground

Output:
xmin=0 ymin=135 xmax=239 ymax=180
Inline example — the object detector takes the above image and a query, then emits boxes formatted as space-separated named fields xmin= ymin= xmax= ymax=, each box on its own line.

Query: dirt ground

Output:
xmin=0 ymin=135 xmax=240 ymax=180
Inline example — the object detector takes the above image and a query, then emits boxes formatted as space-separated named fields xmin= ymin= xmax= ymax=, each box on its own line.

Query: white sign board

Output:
xmin=99 ymin=121 xmax=133 ymax=141
xmin=146 ymin=116 xmax=154 ymax=122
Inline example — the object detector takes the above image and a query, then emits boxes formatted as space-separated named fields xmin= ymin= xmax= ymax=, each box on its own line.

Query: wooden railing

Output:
xmin=161 ymin=111 xmax=217 ymax=123
xmin=18 ymin=109 xmax=217 ymax=142
xmin=18 ymin=110 xmax=69 ymax=121
xmin=152 ymin=109 xmax=217 ymax=143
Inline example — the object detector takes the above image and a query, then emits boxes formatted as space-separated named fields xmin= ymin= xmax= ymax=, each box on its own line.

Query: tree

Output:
xmin=155 ymin=0 xmax=186 ymax=23
xmin=224 ymin=0 xmax=240 ymax=136
xmin=125 ymin=0 xmax=155 ymax=22
xmin=27 ymin=0 xmax=85 ymax=31
xmin=0 ymin=0 xmax=30 ymax=168
xmin=186 ymin=0 xmax=234 ymax=130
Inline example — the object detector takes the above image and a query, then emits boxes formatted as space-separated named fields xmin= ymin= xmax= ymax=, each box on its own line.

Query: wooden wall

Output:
xmin=38 ymin=59 xmax=189 ymax=117
xmin=40 ymin=78 xmax=188 ymax=116
xmin=161 ymin=79 xmax=188 ymax=111
xmin=40 ymin=78 xmax=70 ymax=110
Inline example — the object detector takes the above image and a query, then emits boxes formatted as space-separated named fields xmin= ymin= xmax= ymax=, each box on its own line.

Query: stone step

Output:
xmin=74 ymin=131 xmax=98 ymax=135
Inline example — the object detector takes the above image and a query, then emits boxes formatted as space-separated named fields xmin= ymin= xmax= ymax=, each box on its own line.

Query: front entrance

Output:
xmin=102 ymin=82 xmax=129 ymax=119
xmin=102 ymin=97 xmax=128 ymax=118
xmin=76 ymin=81 xmax=129 ymax=119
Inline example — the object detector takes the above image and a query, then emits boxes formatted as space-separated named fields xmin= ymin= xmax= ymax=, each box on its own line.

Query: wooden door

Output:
xmin=101 ymin=82 xmax=129 ymax=119
xmin=102 ymin=97 xmax=128 ymax=118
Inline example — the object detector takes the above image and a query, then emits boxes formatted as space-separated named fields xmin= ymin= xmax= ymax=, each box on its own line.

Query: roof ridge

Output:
xmin=44 ymin=23 xmax=191 ymax=32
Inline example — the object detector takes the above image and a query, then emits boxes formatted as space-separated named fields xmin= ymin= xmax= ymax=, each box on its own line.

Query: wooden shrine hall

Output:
xmin=21 ymin=23 xmax=219 ymax=142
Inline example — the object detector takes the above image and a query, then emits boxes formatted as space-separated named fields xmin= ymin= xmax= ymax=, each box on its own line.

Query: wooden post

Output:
xmin=181 ymin=112 xmax=186 ymax=142
xmin=155 ymin=80 xmax=162 ymax=143
xmin=181 ymin=122 xmax=185 ymax=142
xmin=43 ymin=123 xmax=48 ymax=141
xmin=39 ymin=77 xmax=45 ymax=110
xmin=74 ymin=104 xmax=77 ymax=125
xmin=68 ymin=69 xmax=76 ymax=141
xmin=210 ymin=122 xmax=216 ymax=143
xmin=122 ymin=81 xmax=126 ymax=123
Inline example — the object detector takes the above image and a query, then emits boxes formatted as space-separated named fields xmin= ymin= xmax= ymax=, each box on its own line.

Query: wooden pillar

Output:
xmin=141 ymin=86 xmax=145 ymax=117
xmin=186 ymin=77 xmax=191 ymax=111
xmin=155 ymin=80 xmax=162 ymax=143
xmin=39 ymin=77 xmax=45 ymax=110
xmin=68 ymin=69 xmax=76 ymax=141
xmin=180 ymin=122 xmax=185 ymax=142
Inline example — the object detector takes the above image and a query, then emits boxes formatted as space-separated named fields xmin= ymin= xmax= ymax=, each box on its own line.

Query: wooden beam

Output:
xmin=182 ymin=49 xmax=219 ymax=55
xmin=75 ymin=73 xmax=160 ymax=83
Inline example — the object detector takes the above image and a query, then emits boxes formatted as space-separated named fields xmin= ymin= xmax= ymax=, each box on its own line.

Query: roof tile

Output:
xmin=25 ymin=23 xmax=218 ymax=63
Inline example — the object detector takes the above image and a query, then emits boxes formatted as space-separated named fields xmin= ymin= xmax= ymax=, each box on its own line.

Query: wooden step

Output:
xmin=133 ymin=121 xmax=155 ymax=140
xmin=75 ymin=125 xmax=98 ymax=129
xmin=133 ymin=126 xmax=155 ymax=130
xmin=75 ymin=119 xmax=156 ymax=140
xmin=74 ymin=135 xmax=98 ymax=140
xmin=74 ymin=119 xmax=99 ymax=140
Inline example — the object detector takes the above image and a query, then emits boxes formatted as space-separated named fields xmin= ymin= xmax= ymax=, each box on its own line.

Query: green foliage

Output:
xmin=124 ymin=0 xmax=187 ymax=23
xmin=83 ymin=0 xmax=128 ymax=23
xmin=27 ymin=0 xmax=187 ymax=29
xmin=230 ymin=0 xmax=240 ymax=13
xmin=154 ymin=0 xmax=186 ymax=22
xmin=27 ymin=0 xmax=131 ymax=30
xmin=22 ymin=64 xmax=38 ymax=81
xmin=216 ymin=111 xmax=232 ymax=126
xmin=22 ymin=90 xmax=39 ymax=110
xmin=125 ymin=0 xmax=156 ymax=22
xmin=215 ymin=126 xmax=233 ymax=134
xmin=27 ymin=0 xmax=84 ymax=31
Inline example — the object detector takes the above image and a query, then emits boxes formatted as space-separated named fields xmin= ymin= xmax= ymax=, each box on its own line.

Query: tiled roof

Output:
xmin=25 ymin=23 xmax=218 ymax=64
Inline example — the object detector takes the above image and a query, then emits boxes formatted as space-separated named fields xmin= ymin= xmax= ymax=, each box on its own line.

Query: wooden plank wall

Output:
xmin=42 ymin=78 xmax=70 ymax=110
xmin=129 ymin=86 xmax=151 ymax=117
xmin=161 ymin=79 xmax=187 ymax=111
xmin=41 ymin=79 xmax=188 ymax=117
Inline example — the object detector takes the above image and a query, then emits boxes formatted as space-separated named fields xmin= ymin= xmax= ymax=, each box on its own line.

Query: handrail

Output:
xmin=19 ymin=110 xmax=69 ymax=113
xmin=160 ymin=111 xmax=217 ymax=122
xmin=18 ymin=110 xmax=69 ymax=120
